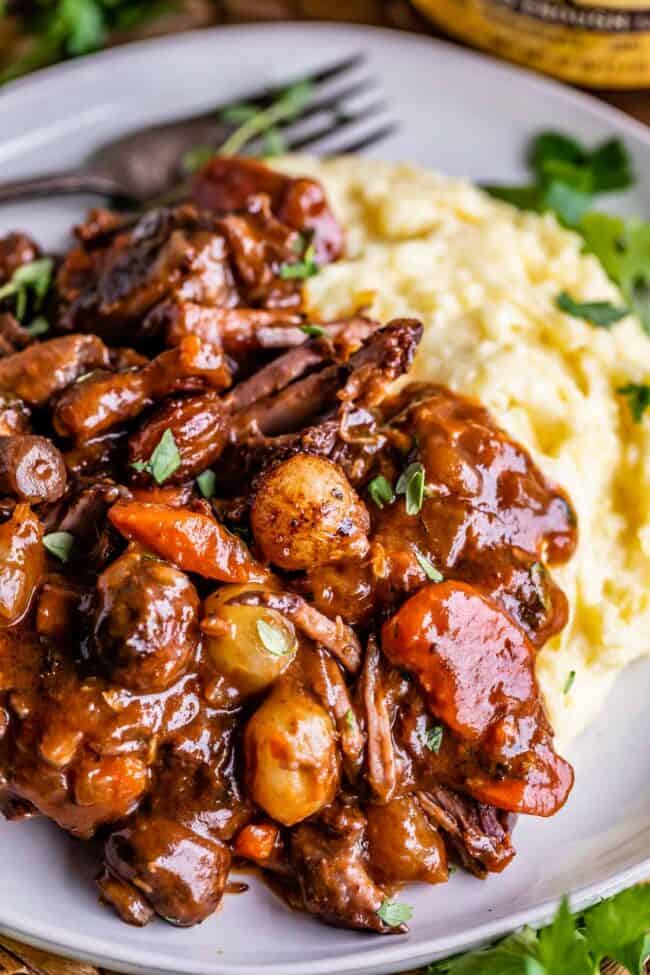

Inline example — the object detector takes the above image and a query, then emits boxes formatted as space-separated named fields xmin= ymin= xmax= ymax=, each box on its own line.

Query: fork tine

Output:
xmin=285 ymin=78 xmax=377 ymax=125
xmin=236 ymin=53 xmax=366 ymax=111
xmin=283 ymin=102 xmax=390 ymax=153
xmin=323 ymin=122 xmax=400 ymax=157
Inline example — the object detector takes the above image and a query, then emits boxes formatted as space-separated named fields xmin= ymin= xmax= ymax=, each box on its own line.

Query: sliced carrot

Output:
xmin=109 ymin=501 xmax=268 ymax=583
xmin=234 ymin=822 xmax=280 ymax=863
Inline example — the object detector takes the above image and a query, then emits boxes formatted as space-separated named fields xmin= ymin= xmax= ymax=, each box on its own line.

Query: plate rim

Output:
xmin=1 ymin=20 xmax=650 ymax=975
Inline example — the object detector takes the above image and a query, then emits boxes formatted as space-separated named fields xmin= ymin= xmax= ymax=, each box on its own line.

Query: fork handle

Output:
xmin=0 ymin=170 xmax=131 ymax=205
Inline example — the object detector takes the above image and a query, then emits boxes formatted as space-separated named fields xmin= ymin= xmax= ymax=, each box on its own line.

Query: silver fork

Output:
xmin=0 ymin=54 xmax=396 ymax=208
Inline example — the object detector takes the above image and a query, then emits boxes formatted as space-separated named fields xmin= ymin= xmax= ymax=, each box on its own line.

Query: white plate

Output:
xmin=0 ymin=23 xmax=649 ymax=975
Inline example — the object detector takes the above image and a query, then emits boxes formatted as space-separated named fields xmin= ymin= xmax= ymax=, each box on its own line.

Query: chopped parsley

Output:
xmin=377 ymin=899 xmax=413 ymax=928
xmin=368 ymin=475 xmax=395 ymax=510
xmin=0 ymin=258 xmax=53 ymax=321
xmin=196 ymin=469 xmax=217 ymax=499
xmin=25 ymin=316 xmax=50 ymax=337
xmin=43 ymin=531 xmax=74 ymax=563
xmin=344 ymin=709 xmax=356 ymax=731
xmin=555 ymin=291 xmax=628 ymax=328
xmin=131 ymin=429 xmax=181 ymax=485
xmin=279 ymin=242 xmax=318 ymax=281
xmin=414 ymin=549 xmax=444 ymax=583
xmin=423 ymin=724 xmax=444 ymax=753
xmin=617 ymin=382 xmax=650 ymax=423
xmin=396 ymin=461 xmax=425 ymax=516
xmin=563 ymin=670 xmax=576 ymax=695
xmin=300 ymin=324 xmax=325 ymax=338
xmin=256 ymin=619 xmax=291 ymax=657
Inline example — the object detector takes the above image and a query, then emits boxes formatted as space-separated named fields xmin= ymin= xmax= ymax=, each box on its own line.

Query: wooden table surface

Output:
xmin=0 ymin=3 xmax=646 ymax=973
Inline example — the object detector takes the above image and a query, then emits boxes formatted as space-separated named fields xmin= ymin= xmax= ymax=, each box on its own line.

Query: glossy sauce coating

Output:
xmin=0 ymin=158 xmax=578 ymax=936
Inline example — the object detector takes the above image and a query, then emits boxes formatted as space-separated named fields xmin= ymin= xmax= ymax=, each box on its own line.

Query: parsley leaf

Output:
xmin=396 ymin=461 xmax=425 ymax=515
xmin=414 ymin=549 xmax=444 ymax=582
xmin=25 ymin=316 xmax=50 ymax=337
xmin=263 ymin=126 xmax=286 ymax=157
xmin=584 ymin=885 xmax=650 ymax=970
xmin=618 ymin=383 xmax=650 ymax=423
xmin=424 ymin=724 xmax=444 ymax=753
xmin=368 ymin=475 xmax=395 ymax=509
xmin=196 ymin=469 xmax=216 ymax=499
xmin=256 ymin=619 xmax=291 ymax=657
xmin=580 ymin=212 xmax=650 ymax=334
xmin=300 ymin=324 xmax=325 ymax=338
xmin=485 ymin=131 xmax=633 ymax=230
xmin=43 ymin=531 xmax=74 ymax=563
xmin=131 ymin=429 xmax=181 ymax=485
xmin=0 ymin=258 xmax=54 ymax=321
xmin=279 ymin=243 xmax=318 ymax=281
xmin=429 ymin=884 xmax=650 ymax=975
xmin=556 ymin=291 xmax=628 ymax=328
xmin=344 ymin=709 xmax=356 ymax=731
xmin=529 ymin=132 xmax=633 ymax=194
xmin=429 ymin=928 xmax=541 ymax=974
xmin=563 ymin=670 xmax=576 ymax=695
xmin=181 ymin=145 xmax=215 ymax=174
xmin=377 ymin=899 xmax=413 ymax=927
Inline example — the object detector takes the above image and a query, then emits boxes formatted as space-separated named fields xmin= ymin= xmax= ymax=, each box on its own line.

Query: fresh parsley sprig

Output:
xmin=429 ymin=885 xmax=650 ymax=975
xmin=0 ymin=258 xmax=53 ymax=322
xmin=1 ymin=0 xmax=170 ymax=84
xmin=182 ymin=79 xmax=314 ymax=173
xmin=484 ymin=131 xmax=633 ymax=229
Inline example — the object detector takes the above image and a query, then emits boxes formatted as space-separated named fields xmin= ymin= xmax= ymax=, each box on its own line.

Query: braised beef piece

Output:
xmin=0 ymin=157 xmax=577 ymax=937
xmin=286 ymin=804 xmax=392 ymax=934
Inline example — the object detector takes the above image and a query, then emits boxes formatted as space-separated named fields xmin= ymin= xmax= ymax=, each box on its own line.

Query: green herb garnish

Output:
xmin=377 ymin=899 xmax=413 ymax=928
xmin=181 ymin=145 xmax=216 ymax=174
xmin=484 ymin=131 xmax=633 ymax=228
xmin=196 ymin=469 xmax=217 ymax=499
xmin=25 ymin=316 xmax=50 ymax=337
xmin=563 ymin=670 xmax=576 ymax=695
xmin=414 ymin=549 xmax=444 ymax=582
xmin=0 ymin=258 xmax=53 ymax=321
xmin=396 ymin=461 xmax=425 ymax=516
xmin=424 ymin=724 xmax=444 ymax=753
xmin=300 ymin=324 xmax=325 ymax=338
xmin=428 ymin=886 xmax=650 ymax=975
xmin=43 ymin=531 xmax=74 ymax=563
xmin=279 ymin=243 xmax=318 ymax=281
xmin=256 ymin=619 xmax=291 ymax=657
xmin=556 ymin=291 xmax=628 ymax=328
xmin=344 ymin=709 xmax=356 ymax=731
xmin=368 ymin=475 xmax=395 ymax=509
xmin=263 ymin=127 xmax=286 ymax=157
xmin=580 ymin=212 xmax=650 ymax=334
xmin=618 ymin=383 xmax=650 ymax=423
xmin=218 ymin=79 xmax=314 ymax=158
xmin=131 ymin=429 xmax=181 ymax=485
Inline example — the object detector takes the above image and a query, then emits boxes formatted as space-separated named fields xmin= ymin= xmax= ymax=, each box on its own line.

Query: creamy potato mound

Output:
xmin=277 ymin=156 xmax=650 ymax=746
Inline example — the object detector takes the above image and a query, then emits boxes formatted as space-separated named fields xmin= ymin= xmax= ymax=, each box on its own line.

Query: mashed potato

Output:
xmin=277 ymin=156 xmax=650 ymax=746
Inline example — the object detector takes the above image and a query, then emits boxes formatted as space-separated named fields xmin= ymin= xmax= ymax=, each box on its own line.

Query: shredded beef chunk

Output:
xmin=0 ymin=156 xmax=576 ymax=935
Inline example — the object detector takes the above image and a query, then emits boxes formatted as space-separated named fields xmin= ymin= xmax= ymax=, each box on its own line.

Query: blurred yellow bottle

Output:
xmin=413 ymin=0 xmax=650 ymax=87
